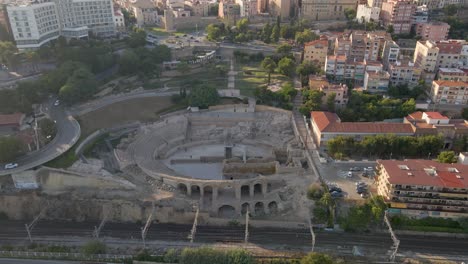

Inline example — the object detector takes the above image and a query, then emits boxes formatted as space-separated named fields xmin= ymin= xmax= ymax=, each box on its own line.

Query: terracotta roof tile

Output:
xmin=311 ymin=111 xmax=339 ymax=131
xmin=0 ymin=113 xmax=24 ymax=126
xmin=433 ymin=80 xmax=467 ymax=87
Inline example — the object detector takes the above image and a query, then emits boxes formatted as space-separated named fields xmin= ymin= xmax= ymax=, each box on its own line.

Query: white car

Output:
xmin=53 ymin=100 xmax=60 ymax=106
xmin=4 ymin=163 xmax=18 ymax=169
xmin=347 ymin=171 xmax=353 ymax=177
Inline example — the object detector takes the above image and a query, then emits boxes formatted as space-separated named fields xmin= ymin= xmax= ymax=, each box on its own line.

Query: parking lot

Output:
xmin=316 ymin=161 xmax=377 ymax=200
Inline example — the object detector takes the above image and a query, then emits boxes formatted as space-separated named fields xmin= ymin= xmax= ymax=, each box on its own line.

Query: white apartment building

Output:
xmin=7 ymin=0 xmax=116 ymax=49
xmin=413 ymin=40 xmax=439 ymax=73
xmin=237 ymin=0 xmax=257 ymax=17
xmin=431 ymin=80 xmax=468 ymax=105
xmin=356 ymin=4 xmax=380 ymax=23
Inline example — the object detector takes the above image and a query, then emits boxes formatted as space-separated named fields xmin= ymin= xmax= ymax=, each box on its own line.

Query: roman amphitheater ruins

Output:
xmin=113 ymin=103 xmax=313 ymax=221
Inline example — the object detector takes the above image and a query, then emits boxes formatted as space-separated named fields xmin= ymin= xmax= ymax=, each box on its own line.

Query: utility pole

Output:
xmin=384 ymin=211 xmax=400 ymax=262
xmin=93 ymin=206 xmax=109 ymax=239
xmin=34 ymin=117 xmax=40 ymax=151
xmin=141 ymin=202 xmax=155 ymax=249
xmin=188 ymin=205 xmax=199 ymax=243
xmin=244 ymin=209 xmax=249 ymax=244
xmin=25 ymin=203 xmax=48 ymax=242
xmin=307 ymin=217 xmax=315 ymax=252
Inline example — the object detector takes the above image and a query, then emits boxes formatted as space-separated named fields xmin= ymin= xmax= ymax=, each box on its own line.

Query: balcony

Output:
xmin=394 ymin=185 xmax=468 ymax=195
xmin=391 ymin=196 xmax=468 ymax=207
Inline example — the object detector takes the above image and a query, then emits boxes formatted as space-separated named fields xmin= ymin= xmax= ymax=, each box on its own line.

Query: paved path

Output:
xmin=0 ymin=99 xmax=81 ymax=176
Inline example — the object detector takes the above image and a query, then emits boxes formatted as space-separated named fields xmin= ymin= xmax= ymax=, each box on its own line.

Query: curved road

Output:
xmin=0 ymin=99 xmax=81 ymax=176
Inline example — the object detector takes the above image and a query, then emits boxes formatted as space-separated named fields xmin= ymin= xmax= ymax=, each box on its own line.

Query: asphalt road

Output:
xmin=0 ymin=259 xmax=80 ymax=264
xmin=1 ymin=220 xmax=468 ymax=260
xmin=0 ymin=99 xmax=81 ymax=176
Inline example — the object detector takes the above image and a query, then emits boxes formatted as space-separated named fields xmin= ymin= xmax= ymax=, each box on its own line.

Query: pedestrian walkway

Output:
xmin=227 ymin=59 xmax=236 ymax=89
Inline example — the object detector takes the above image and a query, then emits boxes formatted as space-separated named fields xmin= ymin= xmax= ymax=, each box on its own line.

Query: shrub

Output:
xmin=81 ymin=240 xmax=106 ymax=255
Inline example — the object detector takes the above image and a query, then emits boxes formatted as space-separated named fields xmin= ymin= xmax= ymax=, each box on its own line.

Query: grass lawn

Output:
xmin=147 ymin=27 xmax=171 ymax=36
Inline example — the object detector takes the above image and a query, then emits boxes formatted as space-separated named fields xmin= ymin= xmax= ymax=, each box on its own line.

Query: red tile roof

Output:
xmin=377 ymin=159 xmax=468 ymax=188
xmin=304 ymin=39 xmax=328 ymax=47
xmin=425 ymin=111 xmax=448 ymax=119
xmin=433 ymin=80 xmax=467 ymax=87
xmin=311 ymin=111 xmax=413 ymax=134
xmin=0 ymin=113 xmax=24 ymax=127
xmin=436 ymin=41 xmax=463 ymax=54
xmin=406 ymin=111 xmax=424 ymax=120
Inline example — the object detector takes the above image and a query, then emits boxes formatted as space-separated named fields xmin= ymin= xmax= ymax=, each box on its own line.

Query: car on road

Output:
xmin=347 ymin=171 xmax=353 ymax=177
xmin=330 ymin=191 xmax=344 ymax=198
xmin=349 ymin=167 xmax=360 ymax=171
xmin=54 ymin=100 xmax=60 ymax=106
xmin=365 ymin=166 xmax=374 ymax=171
xmin=4 ymin=163 xmax=18 ymax=169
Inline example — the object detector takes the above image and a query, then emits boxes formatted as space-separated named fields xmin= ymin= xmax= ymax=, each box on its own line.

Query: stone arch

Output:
xmin=268 ymin=201 xmax=278 ymax=214
xmin=241 ymin=185 xmax=250 ymax=199
xmin=253 ymin=183 xmax=262 ymax=196
xmin=254 ymin=202 xmax=265 ymax=216
xmin=191 ymin=185 xmax=201 ymax=199
xmin=241 ymin=203 xmax=250 ymax=215
xmin=218 ymin=205 xmax=236 ymax=218
xmin=178 ymin=183 xmax=188 ymax=195
xmin=203 ymin=185 xmax=213 ymax=200
xmin=267 ymin=183 xmax=272 ymax=193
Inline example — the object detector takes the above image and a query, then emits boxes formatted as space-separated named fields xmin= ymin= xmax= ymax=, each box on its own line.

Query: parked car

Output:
xmin=54 ymin=100 xmax=60 ymax=106
xmin=329 ymin=186 xmax=342 ymax=193
xmin=347 ymin=171 xmax=353 ymax=177
xmin=350 ymin=167 xmax=361 ymax=171
xmin=330 ymin=191 xmax=344 ymax=198
xmin=366 ymin=166 xmax=374 ymax=171
xmin=4 ymin=163 xmax=18 ymax=169
xmin=355 ymin=182 xmax=366 ymax=187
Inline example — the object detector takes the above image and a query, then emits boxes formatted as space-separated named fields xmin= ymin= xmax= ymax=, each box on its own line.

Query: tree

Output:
xmin=296 ymin=61 xmax=320 ymax=86
xmin=326 ymin=92 xmax=336 ymax=112
xmin=295 ymin=29 xmax=318 ymax=45
xmin=25 ymin=51 xmax=40 ymax=72
xmin=127 ymin=28 xmax=147 ymax=48
xmin=81 ymin=240 xmax=106 ymax=255
xmin=59 ymin=66 xmax=97 ymax=105
xmin=307 ymin=184 xmax=324 ymax=200
xmin=176 ymin=62 xmax=191 ymax=75
xmin=0 ymin=41 xmax=16 ymax=65
xmin=39 ymin=119 xmax=57 ymax=139
xmin=437 ymin=151 xmax=457 ymax=163
xmin=118 ymin=50 xmax=140 ymax=75
xmin=276 ymin=44 xmax=292 ymax=56
xmin=301 ymin=253 xmax=334 ymax=264
xmin=277 ymin=57 xmax=295 ymax=77
xmin=387 ymin=25 xmax=394 ymax=34
xmin=462 ymin=108 xmax=468 ymax=120
xmin=189 ymin=85 xmax=220 ymax=109
xmin=270 ymin=24 xmax=280 ymax=43
xmin=214 ymin=64 xmax=228 ymax=76
xmin=261 ymin=57 xmax=277 ymax=84
xmin=206 ymin=23 xmax=225 ymax=41
xmin=0 ymin=136 xmax=25 ymax=162
xmin=344 ymin=8 xmax=356 ymax=20
xmin=261 ymin=23 xmax=273 ymax=43
xmin=236 ymin=18 xmax=249 ymax=33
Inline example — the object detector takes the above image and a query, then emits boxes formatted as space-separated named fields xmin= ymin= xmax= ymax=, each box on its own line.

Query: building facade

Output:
xmin=376 ymin=159 xmax=468 ymax=219
xmin=363 ymin=70 xmax=390 ymax=92
xmin=437 ymin=68 xmax=468 ymax=82
xmin=356 ymin=4 xmax=380 ymax=23
xmin=309 ymin=76 xmax=349 ymax=108
xmin=431 ymin=80 xmax=468 ymax=105
xmin=303 ymin=39 xmax=328 ymax=69
xmin=415 ymin=22 xmax=450 ymax=41
xmin=382 ymin=40 xmax=400 ymax=70
xmin=301 ymin=0 xmax=358 ymax=21
xmin=413 ymin=40 xmax=439 ymax=73
xmin=388 ymin=60 xmax=421 ymax=87
xmin=380 ymin=0 xmax=416 ymax=34
xmin=7 ymin=0 xmax=116 ymax=49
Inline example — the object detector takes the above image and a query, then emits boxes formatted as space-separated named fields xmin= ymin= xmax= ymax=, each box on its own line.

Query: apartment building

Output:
xmin=325 ymin=55 xmax=346 ymax=80
xmin=114 ymin=7 xmax=125 ymax=31
xmin=129 ymin=0 xmax=159 ymax=26
xmin=309 ymin=75 xmax=349 ymax=108
xmin=413 ymin=40 xmax=439 ymax=73
xmin=382 ymin=40 xmax=400 ymax=70
xmin=356 ymin=4 xmax=380 ymax=23
xmin=376 ymin=159 xmax=468 ymax=218
xmin=437 ymin=68 xmax=468 ymax=82
xmin=334 ymin=30 xmax=390 ymax=61
xmin=237 ymin=0 xmax=257 ymax=17
xmin=219 ymin=0 xmax=239 ymax=18
xmin=431 ymin=80 xmax=468 ymax=105
xmin=436 ymin=40 xmax=465 ymax=70
xmin=363 ymin=70 xmax=390 ymax=92
xmin=412 ymin=4 xmax=428 ymax=25
xmin=388 ymin=60 xmax=421 ymax=87
xmin=303 ymin=39 xmax=328 ymax=69
xmin=185 ymin=0 xmax=210 ymax=17
xmin=334 ymin=33 xmax=351 ymax=57
xmin=310 ymin=111 xmax=414 ymax=147
xmin=301 ymin=0 xmax=358 ymax=21
xmin=415 ymin=22 xmax=450 ymax=42
xmin=7 ymin=0 xmax=116 ymax=49
xmin=366 ymin=31 xmax=390 ymax=61
xmin=268 ymin=0 xmax=290 ymax=19
xmin=380 ymin=0 xmax=416 ymax=34
xmin=368 ymin=0 xmax=384 ymax=8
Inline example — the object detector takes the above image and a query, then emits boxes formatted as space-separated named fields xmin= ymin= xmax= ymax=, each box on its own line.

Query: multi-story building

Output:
xmin=256 ymin=0 xmax=267 ymax=13
xmin=114 ymin=6 xmax=125 ymax=31
xmin=268 ymin=0 xmax=290 ymax=19
xmin=301 ymin=0 xmax=358 ymax=21
xmin=363 ymin=70 xmax=390 ymax=92
xmin=461 ymin=42 xmax=468 ymax=69
xmin=415 ymin=22 xmax=450 ymax=41
xmin=413 ymin=40 xmax=439 ymax=73
xmin=7 ymin=0 xmax=116 ymax=49
xmin=309 ymin=75 xmax=349 ymax=108
xmin=368 ymin=0 xmax=384 ymax=8
xmin=325 ymin=55 xmax=346 ymax=80
xmin=237 ymin=0 xmax=257 ymax=17
xmin=382 ymin=40 xmax=400 ymax=70
xmin=219 ymin=0 xmax=239 ymax=19
xmin=334 ymin=33 xmax=351 ymax=57
xmin=349 ymin=30 xmax=367 ymax=61
xmin=388 ymin=60 xmax=421 ymax=87
xmin=412 ymin=4 xmax=428 ymax=25
xmin=0 ymin=4 xmax=12 ymax=37
xmin=431 ymin=80 xmax=468 ymax=105
xmin=185 ymin=0 xmax=210 ymax=17
xmin=413 ymin=0 xmax=438 ymax=10
xmin=356 ymin=4 xmax=380 ymax=23
xmin=437 ymin=68 xmax=468 ymax=82
xmin=129 ymin=0 xmax=159 ymax=26
xmin=310 ymin=111 xmax=414 ymax=147
xmin=376 ymin=159 xmax=468 ymax=218
xmin=366 ymin=31 xmax=390 ymax=61
xmin=380 ymin=0 xmax=416 ymax=34
xmin=436 ymin=40 xmax=465 ymax=70
xmin=303 ymin=39 xmax=328 ymax=69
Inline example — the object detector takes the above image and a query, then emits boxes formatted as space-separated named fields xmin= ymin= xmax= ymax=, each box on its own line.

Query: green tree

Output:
xmin=206 ymin=23 xmax=225 ymax=41
xmin=59 ymin=67 xmax=97 ymax=105
xmin=296 ymin=61 xmax=319 ymax=86
xmin=176 ymin=62 xmax=191 ymax=75
xmin=261 ymin=57 xmax=277 ymax=84
xmin=276 ymin=44 xmax=292 ymax=56
xmin=277 ymin=57 xmax=295 ymax=77
xmin=299 ymin=89 xmax=324 ymax=115
xmin=39 ymin=119 xmax=57 ymax=139
xmin=387 ymin=25 xmax=394 ymax=34
xmin=189 ymin=85 xmax=220 ymax=109
xmin=81 ymin=240 xmax=106 ymax=255
xmin=236 ymin=18 xmax=249 ymax=33
xmin=127 ymin=28 xmax=147 ymax=48
xmin=0 ymin=41 xmax=16 ymax=65
xmin=307 ymin=184 xmax=324 ymax=200
xmin=437 ymin=151 xmax=457 ymax=163
xmin=462 ymin=107 xmax=468 ymax=120
xmin=326 ymin=92 xmax=336 ymax=112
xmin=0 ymin=137 xmax=25 ymax=162
xmin=300 ymin=253 xmax=334 ymax=264
xmin=118 ymin=50 xmax=140 ymax=75
xmin=261 ymin=23 xmax=273 ymax=43
xmin=344 ymin=8 xmax=356 ymax=20
xmin=295 ymin=29 xmax=318 ymax=45
xmin=271 ymin=24 xmax=280 ymax=43
xmin=214 ymin=64 xmax=228 ymax=76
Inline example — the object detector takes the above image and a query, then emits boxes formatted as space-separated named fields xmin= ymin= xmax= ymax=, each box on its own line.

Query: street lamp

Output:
xmin=428 ymin=152 xmax=431 ymax=159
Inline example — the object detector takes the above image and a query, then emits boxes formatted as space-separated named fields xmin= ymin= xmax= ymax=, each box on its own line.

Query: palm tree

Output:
xmin=261 ymin=57 xmax=276 ymax=84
